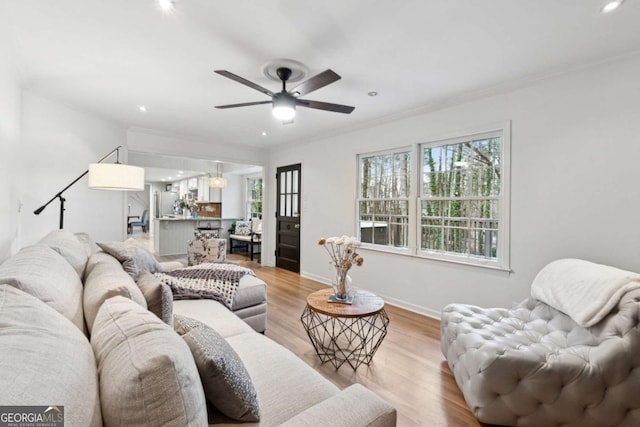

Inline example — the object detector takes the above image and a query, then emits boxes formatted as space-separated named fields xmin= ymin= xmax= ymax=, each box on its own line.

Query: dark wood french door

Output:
xmin=275 ymin=164 xmax=301 ymax=272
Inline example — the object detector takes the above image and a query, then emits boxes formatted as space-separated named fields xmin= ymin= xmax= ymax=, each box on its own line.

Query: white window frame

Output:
xmin=354 ymin=122 xmax=511 ymax=271
xmin=417 ymin=123 xmax=511 ymax=270
xmin=356 ymin=146 xmax=416 ymax=255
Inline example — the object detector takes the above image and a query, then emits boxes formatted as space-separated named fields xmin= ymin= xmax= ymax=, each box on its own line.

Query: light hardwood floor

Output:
xmin=245 ymin=260 xmax=481 ymax=427
xmin=143 ymin=232 xmax=480 ymax=427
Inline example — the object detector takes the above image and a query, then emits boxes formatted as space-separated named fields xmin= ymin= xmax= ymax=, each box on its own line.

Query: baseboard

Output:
xmin=300 ymin=271 xmax=441 ymax=320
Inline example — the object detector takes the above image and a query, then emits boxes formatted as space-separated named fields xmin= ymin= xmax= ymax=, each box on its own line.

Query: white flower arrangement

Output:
xmin=318 ymin=235 xmax=364 ymax=270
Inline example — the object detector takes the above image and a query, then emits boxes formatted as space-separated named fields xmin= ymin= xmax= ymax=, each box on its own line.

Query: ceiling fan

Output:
xmin=214 ymin=67 xmax=355 ymax=123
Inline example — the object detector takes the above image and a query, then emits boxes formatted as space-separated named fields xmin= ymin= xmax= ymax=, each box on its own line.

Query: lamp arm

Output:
xmin=33 ymin=145 xmax=124 ymax=216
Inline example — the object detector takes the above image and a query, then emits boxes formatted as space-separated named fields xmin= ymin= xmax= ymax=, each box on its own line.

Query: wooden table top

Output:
xmin=306 ymin=288 xmax=385 ymax=318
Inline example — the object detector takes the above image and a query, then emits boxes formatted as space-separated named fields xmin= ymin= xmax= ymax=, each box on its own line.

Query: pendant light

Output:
xmin=209 ymin=162 xmax=227 ymax=189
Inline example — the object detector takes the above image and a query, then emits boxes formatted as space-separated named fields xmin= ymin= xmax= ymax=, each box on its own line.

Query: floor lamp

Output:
xmin=33 ymin=145 xmax=145 ymax=229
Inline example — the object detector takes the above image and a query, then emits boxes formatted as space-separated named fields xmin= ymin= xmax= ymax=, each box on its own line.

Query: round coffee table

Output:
xmin=300 ymin=288 xmax=389 ymax=370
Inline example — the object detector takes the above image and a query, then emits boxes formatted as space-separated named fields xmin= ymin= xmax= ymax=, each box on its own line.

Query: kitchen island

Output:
xmin=153 ymin=216 xmax=238 ymax=256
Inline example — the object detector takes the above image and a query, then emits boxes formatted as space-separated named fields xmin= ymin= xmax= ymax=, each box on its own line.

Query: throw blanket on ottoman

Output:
xmin=154 ymin=262 xmax=255 ymax=309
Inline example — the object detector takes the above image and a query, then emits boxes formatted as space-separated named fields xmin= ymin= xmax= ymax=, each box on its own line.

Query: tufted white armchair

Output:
xmin=441 ymin=261 xmax=640 ymax=427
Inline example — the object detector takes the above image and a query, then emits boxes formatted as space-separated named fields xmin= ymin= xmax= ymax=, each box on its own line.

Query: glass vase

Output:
xmin=332 ymin=267 xmax=351 ymax=301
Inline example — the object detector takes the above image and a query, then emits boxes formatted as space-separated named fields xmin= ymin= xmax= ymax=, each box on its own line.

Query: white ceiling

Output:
xmin=2 ymin=0 xmax=640 ymax=148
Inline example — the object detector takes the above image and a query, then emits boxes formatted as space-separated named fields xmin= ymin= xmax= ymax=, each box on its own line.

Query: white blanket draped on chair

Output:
xmin=530 ymin=258 xmax=640 ymax=327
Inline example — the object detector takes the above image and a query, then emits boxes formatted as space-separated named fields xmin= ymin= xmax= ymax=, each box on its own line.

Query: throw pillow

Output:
xmin=91 ymin=296 xmax=207 ymax=427
xmin=173 ymin=313 xmax=208 ymax=336
xmin=234 ymin=221 xmax=251 ymax=236
xmin=0 ymin=285 xmax=102 ymax=427
xmin=137 ymin=271 xmax=174 ymax=326
xmin=97 ymin=240 xmax=162 ymax=280
xmin=182 ymin=325 xmax=261 ymax=422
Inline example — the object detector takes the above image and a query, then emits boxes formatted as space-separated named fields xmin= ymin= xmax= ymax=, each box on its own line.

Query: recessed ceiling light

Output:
xmin=178 ymin=170 xmax=184 ymax=174
xmin=138 ymin=105 xmax=147 ymax=112
xmin=167 ymin=177 xmax=172 ymax=180
xmin=161 ymin=178 xmax=165 ymax=182
xmin=601 ymin=0 xmax=624 ymax=13
xmin=368 ymin=91 xmax=378 ymax=97
xmin=261 ymin=131 xmax=267 ymax=136
xmin=157 ymin=0 xmax=175 ymax=13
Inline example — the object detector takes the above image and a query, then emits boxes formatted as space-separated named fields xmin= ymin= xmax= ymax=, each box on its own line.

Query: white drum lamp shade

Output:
xmin=88 ymin=163 xmax=145 ymax=191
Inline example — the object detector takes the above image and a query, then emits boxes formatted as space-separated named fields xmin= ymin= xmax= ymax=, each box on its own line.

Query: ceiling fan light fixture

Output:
xmin=272 ymin=95 xmax=296 ymax=121
xmin=157 ymin=0 xmax=175 ymax=13
xmin=601 ymin=0 xmax=624 ymax=13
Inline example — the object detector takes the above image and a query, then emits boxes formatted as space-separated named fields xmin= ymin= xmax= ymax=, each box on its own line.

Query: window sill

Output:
xmin=359 ymin=244 xmax=512 ymax=273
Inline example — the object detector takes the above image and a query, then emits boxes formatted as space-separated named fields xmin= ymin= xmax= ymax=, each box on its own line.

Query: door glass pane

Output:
xmin=280 ymin=172 xmax=286 ymax=193
xmin=286 ymin=194 xmax=292 ymax=216
xmin=293 ymin=170 xmax=299 ymax=193
xmin=280 ymin=195 xmax=286 ymax=214
xmin=292 ymin=194 xmax=299 ymax=216
xmin=286 ymin=171 xmax=292 ymax=193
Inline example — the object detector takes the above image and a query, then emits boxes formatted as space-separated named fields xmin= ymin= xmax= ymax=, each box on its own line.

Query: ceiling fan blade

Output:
xmin=296 ymin=99 xmax=355 ymax=114
xmin=214 ymin=70 xmax=275 ymax=97
xmin=289 ymin=69 xmax=341 ymax=97
xmin=215 ymin=100 xmax=272 ymax=109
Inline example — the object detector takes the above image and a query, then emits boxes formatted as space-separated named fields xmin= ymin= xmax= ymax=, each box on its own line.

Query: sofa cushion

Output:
xmin=39 ymin=229 xmax=89 ymax=278
xmin=83 ymin=254 xmax=148 ymax=333
xmin=96 ymin=240 xmax=161 ymax=280
xmin=233 ymin=274 xmax=267 ymax=311
xmin=173 ymin=299 xmax=255 ymax=338
xmin=0 ymin=285 xmax=102 ymax=426
xmin=0 ymin=244 xmax=85 ymax=333
xmin=182 ymin=324 xmax=260 ymax=421
xmin=137 ymin=271 xmax=173 ymax=325
xmin=206 ymin=332 xmax=339 ymax=425
xmin=75 ymin=232 xmax=99 ymax=257
xmin=91 ymin=296 xmax=207 ymax=427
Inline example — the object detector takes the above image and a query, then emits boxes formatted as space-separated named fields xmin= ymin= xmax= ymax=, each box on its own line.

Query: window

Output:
xmin=246 ymin=177 xmax=263 ymax=219
xmin=357 ymin=148 xmax=412 ymax=249
xmin=420 ymin=130 xmax=508 ymax=267
xmin=356 ymin=124 xmax=510 ymax=270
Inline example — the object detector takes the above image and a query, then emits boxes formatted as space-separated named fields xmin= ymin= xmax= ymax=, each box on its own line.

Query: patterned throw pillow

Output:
xmin=234 ymin=221 xmax=251 ymax=236
xmin=182 ymin=324 xmax=261 ymax=422
xmin=173 ymin=314 xmax=208 ymax=336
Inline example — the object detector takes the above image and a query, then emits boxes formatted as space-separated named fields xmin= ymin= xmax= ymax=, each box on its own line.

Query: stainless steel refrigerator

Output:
xmin=155 ymin=191 xmax=179 ymax=217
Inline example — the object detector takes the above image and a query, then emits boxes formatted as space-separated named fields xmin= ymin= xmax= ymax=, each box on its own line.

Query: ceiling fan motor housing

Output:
xmin=276 ymin=67 xmax=293 ymax=82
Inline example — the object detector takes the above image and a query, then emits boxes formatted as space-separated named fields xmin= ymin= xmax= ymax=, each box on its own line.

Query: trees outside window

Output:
xmin=357 ymin=149 xmax=411 ymax=248
xmin=246 ymin=177 xmax=263 ymax=219
xmin=420 ymin=132 xmax=502 ymax=262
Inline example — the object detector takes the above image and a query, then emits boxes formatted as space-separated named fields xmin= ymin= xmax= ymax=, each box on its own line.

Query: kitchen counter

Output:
xmin=153 ymin=217 xmax=240 ymax=256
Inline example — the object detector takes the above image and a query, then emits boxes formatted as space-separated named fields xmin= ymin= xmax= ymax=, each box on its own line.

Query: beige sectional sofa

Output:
xmin=0 ymin=230 xmax=396 ymax=426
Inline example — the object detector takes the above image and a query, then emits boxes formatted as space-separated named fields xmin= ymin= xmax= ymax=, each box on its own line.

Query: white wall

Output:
xmin=268 ymin=54 xmax=640 ymax=318
xmin=0 ymin=39 xmax=22 ymax=262
xmin=221 ymin=174 xmax=244 ymax=219
xmin=19 ymin=92 xmax=128 ymax=245
xmin=127 ymin=129 xmax=268 ymax=166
